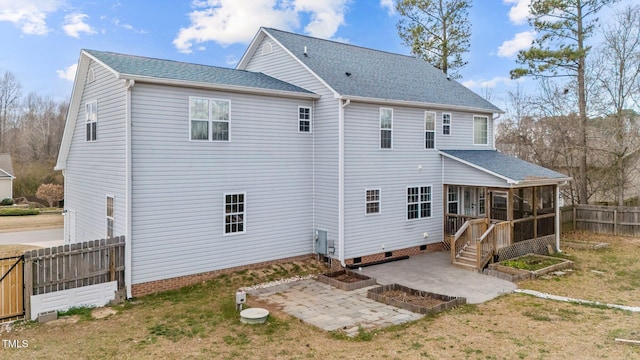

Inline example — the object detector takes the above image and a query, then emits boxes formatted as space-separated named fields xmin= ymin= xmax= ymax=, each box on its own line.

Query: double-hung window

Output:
xmin=224 ymin=193 xmax=245 ymax=234
xmin=299 ymin=106 xmax=311 ymax=132
xmin=425 ymin=111 xmax=435 ymax=149
xmin=407 ymin=186 xmax=432 ymax=220
xmin=106 ymin=196 xmax=114 ymax=239
xmin=380 ymin=108 xmax=393 ymax=149
xmin=190 ymin=97 xmax=230 ymax=141
xmin=448 ymin=186 xmax=459 ymax=214
xmin=473 ymin=115 xmax=488 ymax=145
xmin=86 ymin=100 xmax=97 ymax=141
xmin=442 ymin=113 xmax=451 ymax=135
xmin=365 ymin=189 xmax=380 ymax=215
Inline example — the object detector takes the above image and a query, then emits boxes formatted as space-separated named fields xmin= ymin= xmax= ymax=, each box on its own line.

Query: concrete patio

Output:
xmin=246 ymin=251 xmax=517 ymax=335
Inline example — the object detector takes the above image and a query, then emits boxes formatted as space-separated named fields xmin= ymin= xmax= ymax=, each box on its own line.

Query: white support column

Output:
xmin=555 ymin=184 xmax=561 ymax=252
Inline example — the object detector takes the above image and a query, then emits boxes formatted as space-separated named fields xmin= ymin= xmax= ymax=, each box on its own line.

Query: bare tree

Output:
xmin=590 ymin=5 xmax=640 ymax=205
xmin=0 ymin=71 xmax=22 ymax=152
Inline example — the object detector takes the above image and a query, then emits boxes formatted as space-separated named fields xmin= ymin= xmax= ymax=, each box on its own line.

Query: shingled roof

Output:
xmin=261 ymin=28 xmax=502 ymax=113
xmin=440 ymin=150 xmax=570 ymax=184
xmin=85 ymin=49 xmax=315 ymax=95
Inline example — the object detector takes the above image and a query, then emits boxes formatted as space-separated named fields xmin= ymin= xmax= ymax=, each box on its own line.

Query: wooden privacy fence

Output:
xmin=561 ymin=205 xmax=640 ymax=236
xmin=23 ymin=237 xmax=125 ymax=320
xmin=0 ymin=255 xmax=24 ymax=321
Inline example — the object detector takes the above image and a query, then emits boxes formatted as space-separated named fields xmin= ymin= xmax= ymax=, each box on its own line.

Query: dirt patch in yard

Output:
xmin=381 ymin=289 xmax=446 ymax=308
xmin=0 ymin=212 xmax=63 ymax=232
xmin=0 ymin=244 xmax=42 ymax=257
xmin=1 ymin=232 xmax=640 ymax=359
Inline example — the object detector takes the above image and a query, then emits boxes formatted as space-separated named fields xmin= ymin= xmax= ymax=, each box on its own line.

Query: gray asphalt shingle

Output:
xmin=441 ymin=150 xmax=569 ymax=182
xmin=85 ymin=49 xmax=314 ymax=94
xmin=0 ymin=154 xmax=13 ymax=177
xmin=264 ymin=28 xmax=501 ymax=112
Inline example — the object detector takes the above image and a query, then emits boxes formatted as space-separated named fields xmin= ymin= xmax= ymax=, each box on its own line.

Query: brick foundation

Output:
xmin=344 ymin=243 xmax=443 ymax=266
xmin=131 ymin=254 xmax=314 ymax=297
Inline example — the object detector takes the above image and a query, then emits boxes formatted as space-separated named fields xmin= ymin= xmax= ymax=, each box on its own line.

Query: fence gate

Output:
xmin=0 ymin=255 xmax=24 ymax=322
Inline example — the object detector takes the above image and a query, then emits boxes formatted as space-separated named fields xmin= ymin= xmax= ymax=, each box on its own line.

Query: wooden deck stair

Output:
xmin=452 ymin=242 xmax=480 ymax=271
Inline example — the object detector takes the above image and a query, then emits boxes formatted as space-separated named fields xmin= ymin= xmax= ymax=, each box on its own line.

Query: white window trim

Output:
xmin=406 ymin=185 xmax=433 ymax=221
xmin=473 ymin=115 xmax=489 ymax=145
xmin=85 ymin=100 xmax=97 ymax=142
xmin=442 ymin=112 xmax=452 ymax=136
xmin=379 ymin=107 xmax=393 ymax=150
xmin=106 ymin=195 xmax=114 ymax=239
xmin=365 ymin=188 xmax=381 ymax=216
xmin=298 ymin=106 xmax=312 ymax=133
xmin=424 ymin=111 xmax=436 ymax=150
xmin=223 ymin=192 xmax=246 ymax=236
xmin=188 ymin=96 xmax=231 ymax=142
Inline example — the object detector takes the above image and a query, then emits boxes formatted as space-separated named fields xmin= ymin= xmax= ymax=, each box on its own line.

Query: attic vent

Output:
xmin=87 ymin=67 xmax=95 ymax=83
xmin=262 ymin=42 xmax=273 ymax=55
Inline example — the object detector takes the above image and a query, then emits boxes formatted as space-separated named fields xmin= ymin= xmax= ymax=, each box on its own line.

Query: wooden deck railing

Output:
xmin=476 ymin=221 xmax=510 ymax=270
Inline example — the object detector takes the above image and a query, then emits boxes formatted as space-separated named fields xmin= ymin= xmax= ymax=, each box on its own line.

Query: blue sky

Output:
xmin=0 ymin=0 xmax=633 ymax=109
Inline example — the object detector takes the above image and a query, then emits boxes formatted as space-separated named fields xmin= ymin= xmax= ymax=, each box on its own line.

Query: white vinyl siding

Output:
xmin=365 ymin=189 xmax=380 ymax=215
xmin=425 ymin=111 xmax=435 ymax=149
xmin=224 ymin=192 xmax=246 ymax=235
xmin=298 ymin=106 xmax=311 ymax=132
xmin=189 ymin=97 xmax=230 ymax=141
xmin=442 ymin=113 xmax=451 ymax=135
xmin=64 ymin=59 xmax=126 ymax=243
xmin=380 ymin=108 xmax=393 ymax=149
xmin=130 ymin=83 xmax=314 ymax=284
xmin=473 ymin=115 xmax=488 ymax=145
xmin=242 ymin=36 xmax=339 ymax=255
xmin=86 ymin=100 xmax=97 ymax=142
xmin=343 ymin=103 xmax=443 ymax=259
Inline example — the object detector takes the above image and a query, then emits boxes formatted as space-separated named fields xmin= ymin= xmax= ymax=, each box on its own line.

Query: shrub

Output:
xmin=35 ymin=184 xmax=64 ymax=208
xmin=0 ymin=208 xmax=40 ymax=216
xmin=0 ymin=198 xmax=14 ymax=206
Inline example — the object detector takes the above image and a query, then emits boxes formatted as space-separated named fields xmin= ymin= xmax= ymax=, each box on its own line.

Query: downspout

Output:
xmin=125 ymin=79 xmax=135 ymax=298
xmin=339 ymin=98 xmax=350 ymax=267
xmin=555 ymin=183 xmax=561 ymax=253
xmin=312 ymin=98 xmax=316 ymax=253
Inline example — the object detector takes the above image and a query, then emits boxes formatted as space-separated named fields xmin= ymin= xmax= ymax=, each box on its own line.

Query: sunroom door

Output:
xmin=463 ymin=187 xmax=486 ymax=217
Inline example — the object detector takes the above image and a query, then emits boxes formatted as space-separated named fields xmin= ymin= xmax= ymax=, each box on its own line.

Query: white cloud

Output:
xmin=56 ymin=63 xmax=77 ymax=81
xmin=173 ymin=0 xmax=350 ymax=53
xmin=0 ymin=0 xmax=63 ymax=35
xmin=113 ymin=18 xmax=147 ymax=34
xmin=63 ymin=13 xmax=95 ymax=38
xmin=225 ymin=54 xmax=238 ymax=66
xmin=503 ymin=0 xmax=530 ymax=25
xmin=462 ymin=76 xmax=514 ymax=89
xmin=498 ymin=31 xmax=535 ymax=58
xmin=380 ymin=0 xmax=394 ymax=15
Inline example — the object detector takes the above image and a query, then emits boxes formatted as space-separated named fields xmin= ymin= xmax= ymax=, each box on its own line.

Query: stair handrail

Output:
xmin=476 ymin=224 xmax=496 ymax=270
xmin=451 ymin=220 xmax=470 ymax=263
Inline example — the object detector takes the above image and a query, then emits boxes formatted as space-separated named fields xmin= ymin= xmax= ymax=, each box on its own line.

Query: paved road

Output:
xmin=0 ymin=228 xmax=64 ymax=247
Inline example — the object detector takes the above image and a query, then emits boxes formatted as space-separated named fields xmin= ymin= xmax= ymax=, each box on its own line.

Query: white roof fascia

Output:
xmin=237 ymin=28 xmax=340 ymax=99
xmin=55 ymin=51 xmax=91 ymax=171
xmin=342 ymin=95 xmax=504 ymax=115
xmin=118 ymin=74 xmax=320 ymax=100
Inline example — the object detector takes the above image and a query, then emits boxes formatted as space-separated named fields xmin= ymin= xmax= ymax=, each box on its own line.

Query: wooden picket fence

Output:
xmin=561 ymin=205 xmax=640 ymax=236
xmin=0 ymin=255 xmax=24 ymax=322
xmin=19 ymin=236 xmax=125 ymax=321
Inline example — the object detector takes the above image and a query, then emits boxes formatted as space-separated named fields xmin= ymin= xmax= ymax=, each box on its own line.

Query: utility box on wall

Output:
xmin=316 ymin=230 xmax=328 ymax=255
